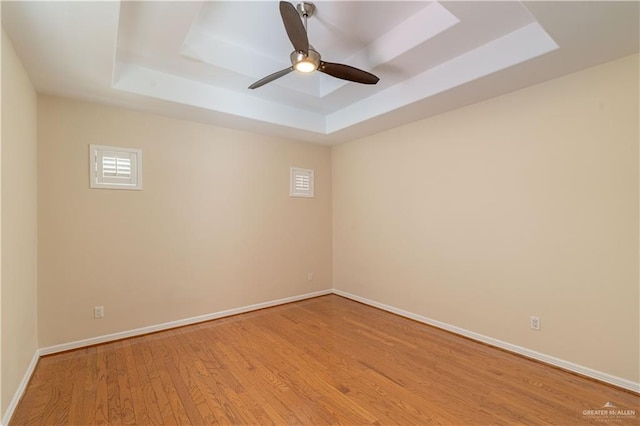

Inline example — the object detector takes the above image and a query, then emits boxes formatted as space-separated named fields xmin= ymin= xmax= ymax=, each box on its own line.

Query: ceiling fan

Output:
xmin=248 ymin=1 xmax=380 ymax=89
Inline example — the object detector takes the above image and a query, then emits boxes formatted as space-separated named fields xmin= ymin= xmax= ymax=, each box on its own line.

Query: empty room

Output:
xmin=1 ymin=1 xmax=639 ymax=424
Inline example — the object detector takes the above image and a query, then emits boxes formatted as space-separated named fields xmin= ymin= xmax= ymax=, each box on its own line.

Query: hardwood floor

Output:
xmin=11 ymin=295 xmax=639 ymax=425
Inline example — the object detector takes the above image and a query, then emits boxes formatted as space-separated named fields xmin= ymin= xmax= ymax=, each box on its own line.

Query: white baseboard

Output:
xmin=39 ymin=289 xmax=332 ymax=355
xmin=333 ymin=289 xmax=640 ymax=394
xmin=2 ymin=349 xmax=40 ymax=426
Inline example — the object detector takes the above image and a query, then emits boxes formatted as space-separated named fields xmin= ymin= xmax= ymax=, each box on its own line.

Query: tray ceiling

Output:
xmin=2 ymin=1 xmax=638 ymax=145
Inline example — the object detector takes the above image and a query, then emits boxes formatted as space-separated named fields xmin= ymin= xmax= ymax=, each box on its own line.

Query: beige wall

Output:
xmin=1 ymin=29 xmax=39 ymax=415
xmin=37 ymin=96 xmax=332 ymax=347
xmin=333 ymin=54 xmax=639 ymax=382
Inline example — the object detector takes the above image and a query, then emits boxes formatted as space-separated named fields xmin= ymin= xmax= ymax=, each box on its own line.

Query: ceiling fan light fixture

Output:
xmin=295 ymin=60 xmax=316 ymax=73
xmin=290 ymin=48 xmax=320 ymax=73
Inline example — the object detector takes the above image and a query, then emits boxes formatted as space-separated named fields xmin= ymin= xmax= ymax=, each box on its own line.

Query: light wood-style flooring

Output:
xmin=11 ymin=295 xmax=639 ymax=425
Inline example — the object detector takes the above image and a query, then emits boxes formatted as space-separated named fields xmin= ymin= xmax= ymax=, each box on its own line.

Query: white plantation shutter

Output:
xmin=290 ymin=167 xmax=314 ymax=198
xmin=90 ymin=145 xmax=142 ymax=190
xmin=295 ymin=173 xmax=310 ymax=192
xmin=102 ymin=155 xmax=131 ymax=178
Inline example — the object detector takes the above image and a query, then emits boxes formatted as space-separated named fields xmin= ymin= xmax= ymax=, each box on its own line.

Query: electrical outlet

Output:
xmin=94 ymin=306 xmax=104 ymax=319
xmin=530 ymin=316 xmax=540 ymax=331
xmin=307 ymin=272 xmax=313 ymax=282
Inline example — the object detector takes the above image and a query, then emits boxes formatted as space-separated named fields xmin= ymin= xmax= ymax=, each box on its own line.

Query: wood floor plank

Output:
xmin=138 ymin=337 xmax=178 ymax=425
xmin=155 ymin=341 xmax=206 ymax=425
xmin=144 ymin=338 xmax=192 ymax=425
xmin=196 ymin=327 xmax=292 ymax=425
xmin=53 ymin=350 xmax=86 ymax=425
xmin=65 ymin=349 xmax=89 ymax=425
xmin=113 ymin=341 xmax=136 ymax=425
xmin=106 ymin=347 xmax=123 ymax=426
xmin=94 ymin=345 xmax=109 ymax=425
xmin=10 ymin=295 xmax=640 ymax=425
xmin=75 ymin=346 xmax=98 ymax=425
xmin=129 ymin=340 xmax=166 ymax=425
xmin=120 ymin=342 xmax=153 ymax=425
xmin=179 ymin=326 xmax=270 ymax=425
xmin=165 ymin=331 xmax=225 ymax=423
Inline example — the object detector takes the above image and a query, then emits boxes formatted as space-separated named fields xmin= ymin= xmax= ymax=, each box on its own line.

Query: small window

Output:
xmin=290 ymin=167 xmax=314 ymax=198
xmin=90 ymin=145 xmax=142 ymax=190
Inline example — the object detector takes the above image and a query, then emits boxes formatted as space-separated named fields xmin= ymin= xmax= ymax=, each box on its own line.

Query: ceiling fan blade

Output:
xmin=319 ymin=62 xmax=379 ymax=85
xmin=279 ymin=1 xmax=308 ymax=55
xmin=248 ymin=67 xmax=294 ymax=89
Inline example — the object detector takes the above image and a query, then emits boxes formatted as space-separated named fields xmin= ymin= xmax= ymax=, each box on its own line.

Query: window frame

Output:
xmin=89 ymin=144 xmax=143 ymax=190
xmin=290 ymin=167 xmax=314 ymax=198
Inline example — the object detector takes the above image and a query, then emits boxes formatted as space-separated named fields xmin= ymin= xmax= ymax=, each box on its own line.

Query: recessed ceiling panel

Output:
xmin=113 ymin=1 xmax=557 ymax=135
xmin=3 ymin=1 xmax=637 ymax=144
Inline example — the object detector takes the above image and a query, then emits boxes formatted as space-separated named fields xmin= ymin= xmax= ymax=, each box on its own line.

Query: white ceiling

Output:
xmin=2 ymin=1 xmax=639 ymax=145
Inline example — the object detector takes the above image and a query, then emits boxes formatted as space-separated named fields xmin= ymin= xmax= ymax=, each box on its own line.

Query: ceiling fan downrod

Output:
xmin=296 ymin=2 xmax=315 ymax=32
